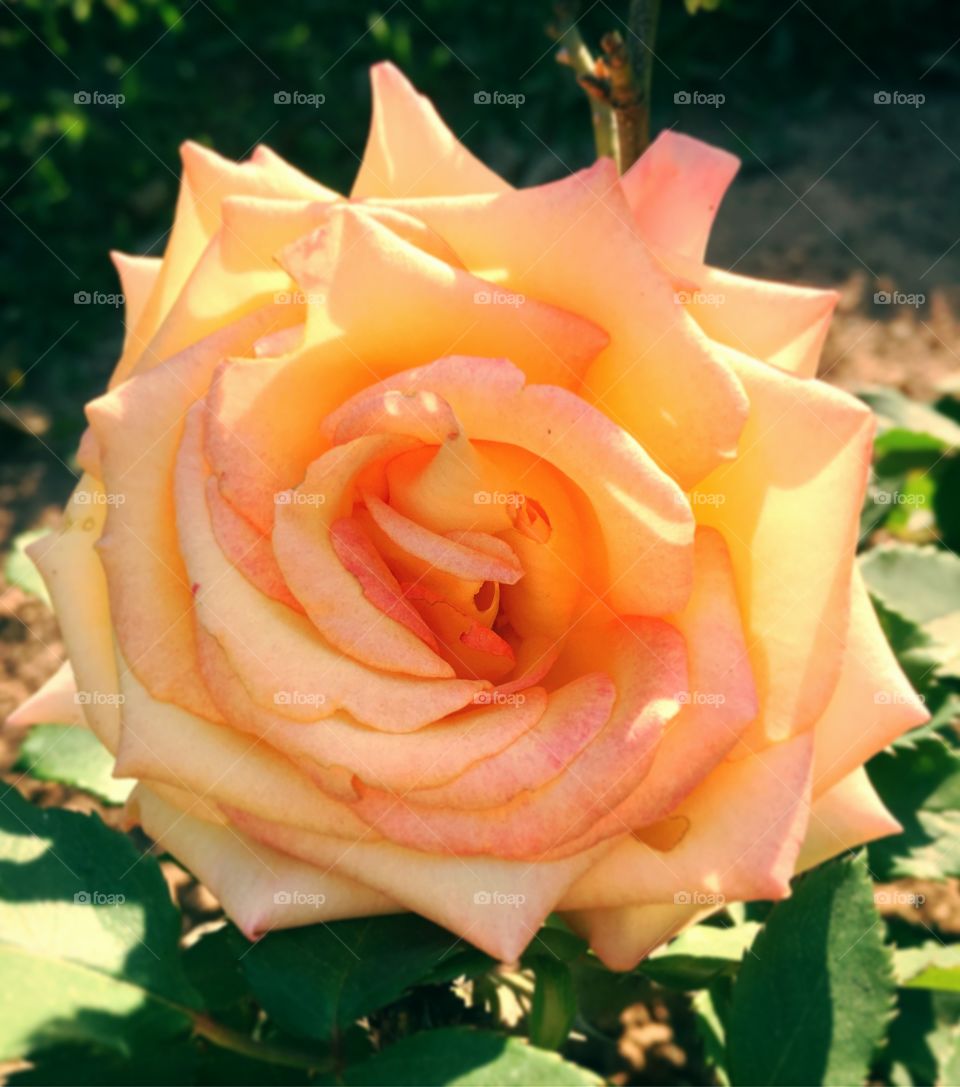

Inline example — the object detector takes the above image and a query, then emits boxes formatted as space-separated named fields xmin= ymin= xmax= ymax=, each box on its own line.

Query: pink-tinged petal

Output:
xmin=329 ymin=517 xmax=444 ymax=656
xmin=177 ymin=407 xmax=486 ymax=730
xmin=381 ymin=161 xmax=749 ymax=488
xmin=330 ymin=387 xmax=462 ymax=447
xmin=26 ymin=478 xmax=120 ymax=751
xmin=560 ymin=733 xmax=814 ymax=911
xmin=811 ymin=570 xmax=929 ymax=797
xmin=346 ymin=619 xmax=686 ymax=859
xmin=7 ymin=661 xmax=81 ymax=728
xmin=564 ymin=901 xmax=708 ymax=972
xmin=364 ymin=493 xmax=523 ymax=585
xmin=272 ymin=433 xmax=451 ymax=676
xmin=131 ymin=785 xmax=397 ymax=935
xmin=403 ymin=673 xmax=613 ymax=810
xmin=694 ymin=348 xmax=875 ymax=744
xmin=620 ymin=131 xmax=739 ymax=261
xmin=197 ymin=630 xmax=548 ymax=790
xmin=226 ymin=808 xmax=608 ymax=963
xmin=664 ymin=252 xmax=838 ymax=379
xmin=205 ymin=477 xmax=303 ymax=611
xmin=88 ymin=307 xmax=294 ymax=721
xmin=352 ymin=62 xmax=510 ymax=199
xmin=544 ymin=528 xmax=756 ymax=858
xmin=797 ymin=766 xmax=902 ymax=872
xmin=328 ymin=356 xmax=694 ymax=617
xmin=113 ymin=651 xmax=369 ymax=842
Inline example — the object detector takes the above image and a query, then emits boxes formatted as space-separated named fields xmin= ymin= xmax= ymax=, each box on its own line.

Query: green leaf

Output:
xmin=4 ymin=529 xmax=49 ymax=604
xmin=883 ymin=989 xmax=960 ymax=1086
xmin=642 ymin=921 xmax=760 ymax=989
xmin=868 ymin=739 xmax=960 ymax=880
xmin=726 ymin=856 xmax=896 ymax=1086
xmin=692 ymin=983 xmax=731 ymax=1086
xmin=528 ymin=958 xmax=576 ymax=1051
xmin=342 ymin=1029 xmax=602 ymax=1086
xmin=15 ymin=725 xmax=134 ymax=805
xmin=233 ymin=914 xmax=480 ymax=1043
xmin=0 ymin=785 xmax=199 ymax=1061
xmin=860 ymin=387 xmax=960 ymax=454
xmin=860 ymin=543 xmax=960 ymax=627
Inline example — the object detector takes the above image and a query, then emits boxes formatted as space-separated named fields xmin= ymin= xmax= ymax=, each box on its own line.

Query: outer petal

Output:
xmin=811 ymin=571 xmax=929 ymax=797
xmin=26 ymin=477 xmax=120 ymax=751
xmin=560 ymin=733 xmax=814 ymax=910
xmin=130 ymin=785 xmax=396 ymax=934
xmin=797 ymin=766 xmax=901 ymax=872
xmin=6 ymin=661 xmax=81 ymax=727
xmin=227 ymin=808 xmax=607 ymax=963
xmin=352 ymin=62 xmax=509 ymax=199
xmin=694 ymin=349 xmax=875 ymax=744
xmin=110 ymin=251 xmax=162 ymax=363
xmin=564 ymin=901 xmax=707 ymax=973
xmin=620 ymin=131 xmax=739 ymax=261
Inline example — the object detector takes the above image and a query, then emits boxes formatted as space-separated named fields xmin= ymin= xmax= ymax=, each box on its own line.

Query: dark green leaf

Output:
xmin=868 ymin=739 xmax=960 ymax=880
xmin=342 ymin=1029 xmax=602 ymax=1085
xmin=529 ymin=958 xmax=576 ymax=1050
xmin=16 ymin=725 xmax=134 ymax=805
xmin=641 ymin=922 xmax=760 ymax=990
xmin=234 ymin=914 xmax=476 ymax=1043
xmin=727 ymin=856 xmax=895 ymax=1086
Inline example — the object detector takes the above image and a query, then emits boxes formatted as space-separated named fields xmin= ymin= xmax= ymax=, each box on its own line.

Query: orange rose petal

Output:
xmin=273 ymin=434 xmax=452 ymax=675
xmin=6 ymin=661 xmax=82 ymax=728
xmin=110 ymin=250 xmax=162 ymax=365
xmin=352 ymin=61 xmax=510 ymax=200
xmin=664 ymin=252 xmax=838 ymax=379
xmin=133 ymin=785 xmax=397 ymax=935
xmin=88 ymin=307 xmax=293 ymax=721
xmin=560 ymin=732 xmax=814 ymax=911
xmin=382 ymin=161 xmax=749 ymax=488
xmin=205 ymin=477 xmax=303 ymax=612
xmin=225 ymin=808 xmax=608 ymax=963
xmin=345 ymin=618 xmax=685 ymax=859
xmin=177 ymin=407 xmax=486 ymax=730
xmin=797 ymin=766 xmax=902 ymax=873
xmin=543 ymin=528 xmax=756 ymax=859
xmin=620 ymin=130 xmax=739 ymax=261
xmin=694 ymin=349 xmax=875 ymax=744
xmin=563 ymin=901 xmax=707 ymax=972
xmin=810 ymin=571 xmax=928 ymax=797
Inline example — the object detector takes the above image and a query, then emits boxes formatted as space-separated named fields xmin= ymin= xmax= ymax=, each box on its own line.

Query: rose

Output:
xmin=11 ymin=63 xmax=926 ymax=970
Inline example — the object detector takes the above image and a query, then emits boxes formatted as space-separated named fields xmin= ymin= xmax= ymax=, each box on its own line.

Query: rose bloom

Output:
xmin=13 ymin=64 xmax=927 ymax=969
